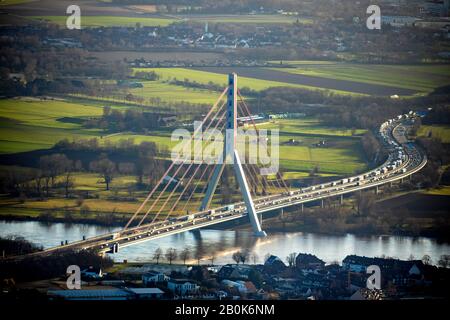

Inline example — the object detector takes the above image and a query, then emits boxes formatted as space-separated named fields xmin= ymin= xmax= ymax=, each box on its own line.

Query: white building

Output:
xmin=142 ymin=271 xmax=170 ymax=285
xmin=167 ymin=279 xmax=199 ymax=296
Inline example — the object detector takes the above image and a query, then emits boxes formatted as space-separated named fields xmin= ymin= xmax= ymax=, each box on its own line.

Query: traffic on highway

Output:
xmin=10 ymin=112 xmax=427 ymax=259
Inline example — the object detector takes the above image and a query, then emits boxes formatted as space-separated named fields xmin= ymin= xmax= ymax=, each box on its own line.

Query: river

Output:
xmin=1 ymin=220 xmax=449 ymax=265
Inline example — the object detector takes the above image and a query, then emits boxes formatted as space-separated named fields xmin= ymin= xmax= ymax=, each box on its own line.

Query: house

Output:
xmin=126 ymin=288 xmax=164 ymax=299
xmin=217 ymin=264 xmax=253 ymax=280
xmin=342 ymin=255 xmax=427 ymax=288
xmin=167 ymin=279 xmax=199 ymax=296
xmin=296 ymin=253 xmax=326 ymax=270
xmin=142 ymin=271 xmax=170 ymax=285
xmin=263 ymin=255 xmax=287 ymax=274
xmin=221 ymin=280 xmax=257 ymax=294
xmin=48 ymin=289 xmax=131 ymax=301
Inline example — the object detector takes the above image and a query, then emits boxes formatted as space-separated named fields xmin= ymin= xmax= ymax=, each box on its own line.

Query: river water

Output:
xmin=1 ymin=220 xmax=449 ymax=265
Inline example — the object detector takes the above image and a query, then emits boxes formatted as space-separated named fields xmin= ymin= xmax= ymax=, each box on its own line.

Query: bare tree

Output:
xmin=195 ymin=249 xmax=204 ymax=265
xmin=251 ymin=252 xmax=259 ymax=265
xmin=180 ymin=248 xmax=190 ymax=265
xmin=153 ymin=247 xmax=163 ymax=264
xmin=89 ymin=156 xmax=116 ymax=190
xmin=232 ymin=251 xmax=241 ymax=264
xmin=286 ymin=252 xmax=297 ymax=268
xmin=210 ymin=252 xmax=216 ymax=265
xmin=422 ymin=254 xmax=432 ymax=265
xmin=239 ymin=250 xmax=250 ymax=264
xmin=165 ymin=247 xmax=177 ymax=265
xmin=438 ymin=255 xmax=450 ymax=268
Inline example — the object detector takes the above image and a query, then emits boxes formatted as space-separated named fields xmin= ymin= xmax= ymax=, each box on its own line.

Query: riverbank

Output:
xmin=1 ymin=186 xmax=449 ymax=241
xmin=236 ymin=188 xmax=450 ymax=242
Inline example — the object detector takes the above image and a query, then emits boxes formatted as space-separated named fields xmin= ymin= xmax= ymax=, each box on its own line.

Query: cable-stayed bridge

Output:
xmin=9 ymin=73 xmax=427 ymax=259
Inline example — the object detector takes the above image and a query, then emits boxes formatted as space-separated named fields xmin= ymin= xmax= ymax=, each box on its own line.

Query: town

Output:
xmin=6 ymin=252 xmax=448 ymax=301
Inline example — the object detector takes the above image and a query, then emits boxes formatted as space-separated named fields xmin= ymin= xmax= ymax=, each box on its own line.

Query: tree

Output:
xmin=438 ymin=255 xmax=450 ymax=268
xmin=63 ymin=171 xmax=74 ymax=198
xmin=180 ymin=248 xmax=190 ymax=265
xmin=422 ymin=254 xmax=432 ymax=265
xmin=251 ymin=252 xmax=259 ymax=265
xmin=89 ymin=157 xmax=116 ymax=190
xmin=232 ymin=251 xmax=241 ymax=264
xmin=248 ymin=269 xmax=263 ymax=288
xmin=209 ymin=252 xmax=216 ymax=265
xmin=39 ymin=153 xmax=72 ymax=195
xmin=165 ymin=248 xmax=177 ymax=265
xmin=153 ymin=247 xmax=162 ymax=264
xmin=239 ymin=250 xmax=249 ymax=264
xmin=286 ymin=252 xmax=297 ymax=268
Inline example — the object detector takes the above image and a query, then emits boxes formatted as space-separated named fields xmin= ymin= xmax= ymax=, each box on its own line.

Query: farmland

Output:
xmin=177 ymin=14 xmax=312 ymax=25
xmin=0 ymin=98 xmax=102 ymax=154
xmin=418 ymin=125 xmax=450 ymax=143
xmin=31 ymin=16 xmax=176 ymax=27
xmin=104 ymin=117 xmax=368 ymax=175
xmin=129 ymin=81 xmax=219 ymax=104
xmin=191 ymin=66 xmax=419 ymax=96
xmin=269 ymin=62 xmax=450 ymax=94
xmin=133 ymin=67 xmax=307 ymax=91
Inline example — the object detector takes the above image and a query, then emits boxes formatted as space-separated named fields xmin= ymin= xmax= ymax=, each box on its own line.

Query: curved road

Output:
xmin=6 ymin=112 xmax=427 ymax=259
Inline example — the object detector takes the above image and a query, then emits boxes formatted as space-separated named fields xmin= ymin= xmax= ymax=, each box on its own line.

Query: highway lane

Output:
xmin=5 ymin=112 xmax=427 ymax=259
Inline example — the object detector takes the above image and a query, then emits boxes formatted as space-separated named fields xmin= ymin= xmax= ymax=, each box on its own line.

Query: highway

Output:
xmin=7 ymin=112 xmax=427 ymax=259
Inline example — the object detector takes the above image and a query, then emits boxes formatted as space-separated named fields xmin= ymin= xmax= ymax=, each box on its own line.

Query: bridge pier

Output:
xmin=301 ymin=203 xmax=304 ymax=213
xmin=340 ymin=194 xmax=344 ymax=205
xmin=321 ymin=199 xmax=324 ymax=208
xmin=375 ymin=185 xmax=379 ymax=195
xmin=199 ymin=73 xmax=266 ymax=237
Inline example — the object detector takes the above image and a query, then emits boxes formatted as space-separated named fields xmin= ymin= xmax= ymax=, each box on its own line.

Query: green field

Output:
xmin=0 ymin=0 xmax=32 ymax=6
xmin=31 ymin=16 xmax=176 ymax=27
xmin=418 ymin=124 xmax=450 ymax=143
xmin=180 ymin=14 xmax=312 ymax=25
xmin=0 ymin=98 xmax=102 ymax=153
xmin=270 ymin=63 xmax=450 ymax=94
xmin=105 ymin=118 xmax=368 ymax=175
xmin=130 ymin=81 xmax=219 ymax=104
xmin=133 ymin=68 xmax=302 ymax=91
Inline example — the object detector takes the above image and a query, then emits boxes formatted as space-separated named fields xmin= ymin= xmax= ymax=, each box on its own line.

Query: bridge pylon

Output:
xmin=200 ymin=73 xmax=266 ymax=237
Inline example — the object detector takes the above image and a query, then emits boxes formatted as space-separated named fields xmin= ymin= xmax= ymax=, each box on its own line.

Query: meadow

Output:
xmin=418 ymin=125 xmax=450 ymax=143
xmin=178 ymin=14 xmax=312 ymax=25
xmin=133 ymin=67 xmax=304 ymax=91
xmin=270 ymin=63 xmax=450 ymax=94
xmin=31 ymin=16 xmax=176 ymax=27
xmin=0 ymin=98 xmax=103 ymax=154
xmin=104 ymin=117 xmax=368 ymax=175
xmin=129 ymin=81 xmax=219 ymax=104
